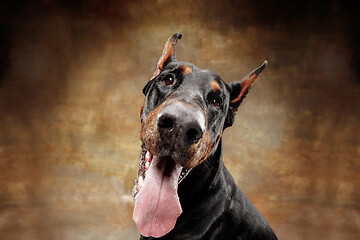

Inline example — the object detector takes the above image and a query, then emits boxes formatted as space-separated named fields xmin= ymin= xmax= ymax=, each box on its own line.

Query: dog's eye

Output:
xmin=163 ymin=75 xmax=175 ymax=86
xmin=211 ymin=98 xmax=221 ymax=107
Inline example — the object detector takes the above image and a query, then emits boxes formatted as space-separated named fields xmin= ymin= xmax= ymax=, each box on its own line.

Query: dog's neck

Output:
xmin=177 ymin=139 xmax=224 ymax=211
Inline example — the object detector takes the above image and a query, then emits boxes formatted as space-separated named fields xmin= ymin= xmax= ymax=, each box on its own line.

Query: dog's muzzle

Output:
xmin=157 ymin=100 xmax=205 ymax=150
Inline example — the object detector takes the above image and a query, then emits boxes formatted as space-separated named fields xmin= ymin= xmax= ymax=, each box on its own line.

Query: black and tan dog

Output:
xmin=132 ymin=33 xmax=277 ymax=240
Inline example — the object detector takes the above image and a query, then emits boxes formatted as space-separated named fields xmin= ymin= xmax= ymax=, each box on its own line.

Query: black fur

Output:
xmin=138 ymin=34 xmax=277 ymax=240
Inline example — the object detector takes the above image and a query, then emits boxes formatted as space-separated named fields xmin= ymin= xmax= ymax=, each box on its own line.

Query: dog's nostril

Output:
xmin=186 ymin=128 xmax=202 ymax=143
xmin=158 ymin=117 xmax=174 ymax=130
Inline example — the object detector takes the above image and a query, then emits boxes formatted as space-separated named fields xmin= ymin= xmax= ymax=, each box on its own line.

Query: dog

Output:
xmin=132 ymin=33 xmax=277 ymax=240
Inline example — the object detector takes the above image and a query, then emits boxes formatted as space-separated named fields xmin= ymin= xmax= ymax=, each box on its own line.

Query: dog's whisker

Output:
xmin=202 ymin=160 xmax=212 ymax=172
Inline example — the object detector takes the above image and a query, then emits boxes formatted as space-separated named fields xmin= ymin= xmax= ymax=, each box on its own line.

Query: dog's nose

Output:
xmin=157 ymin=102 xmax=205 ymax=149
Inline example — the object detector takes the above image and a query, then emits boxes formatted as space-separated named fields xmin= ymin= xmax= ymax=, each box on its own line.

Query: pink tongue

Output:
xmin=133 ymin=156 xmax=183 ymax=238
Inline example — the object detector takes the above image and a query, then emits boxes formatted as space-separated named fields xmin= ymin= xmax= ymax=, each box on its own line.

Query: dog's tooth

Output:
xmin=145 ymin=161 xmax=150 ymax=170
xmin=145 ymin=151 xmax=152 ymax=161
xmin=138 ymin=176 xmax=144 ymax=187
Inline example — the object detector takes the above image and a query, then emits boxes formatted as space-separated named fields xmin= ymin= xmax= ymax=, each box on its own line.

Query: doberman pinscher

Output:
xmin=132 ymin=33 xmax=277 ymax=240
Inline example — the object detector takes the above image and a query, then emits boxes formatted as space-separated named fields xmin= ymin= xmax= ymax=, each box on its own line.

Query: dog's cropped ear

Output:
xmin=228 ymin=60 xmax=267 ymax=114
xmin=150 ymin=33 xmax=182 ymax=80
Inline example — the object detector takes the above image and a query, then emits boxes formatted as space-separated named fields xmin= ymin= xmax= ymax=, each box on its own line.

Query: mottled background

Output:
xmin=0 ymin=0 xmax=359 ymax=239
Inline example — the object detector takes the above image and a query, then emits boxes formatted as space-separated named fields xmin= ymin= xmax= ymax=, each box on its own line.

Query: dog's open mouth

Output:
xmin=132 ymin=145 xmax=191 ymax=238
xmin=132 ymin=145 xmax=191 ymax=198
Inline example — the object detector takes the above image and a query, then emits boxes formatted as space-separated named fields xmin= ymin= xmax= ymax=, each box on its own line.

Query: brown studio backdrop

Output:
xmin=0 ymin=1 xmax=359 ymax=239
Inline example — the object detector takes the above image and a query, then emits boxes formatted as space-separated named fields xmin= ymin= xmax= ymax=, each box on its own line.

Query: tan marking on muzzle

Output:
xmin=186 ymin=131 xmax=212 ymax=168
xmin=142 ymin=97 xmax=213 ymax=170
xmin=141 ymin=97 xmax=172 ymax=154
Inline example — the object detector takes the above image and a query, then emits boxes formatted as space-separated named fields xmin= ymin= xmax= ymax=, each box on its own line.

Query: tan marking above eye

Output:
xmin=179 ymin=65 xmax=192 ymax=74
xmin=210 ymin=80 xmax=220 ymax=92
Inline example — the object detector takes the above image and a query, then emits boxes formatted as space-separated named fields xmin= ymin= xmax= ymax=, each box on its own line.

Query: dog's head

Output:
xmin=133 ymin=33 xmax=267 ymax=238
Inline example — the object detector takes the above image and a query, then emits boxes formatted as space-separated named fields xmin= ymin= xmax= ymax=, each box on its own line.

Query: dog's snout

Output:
xmin=186 ymin=124 xmax=202 ymax=143
xmin=157 ymin=101 xmax=205 ymax=149
xmin=158 ymin=114 xmax=175 ymax=131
